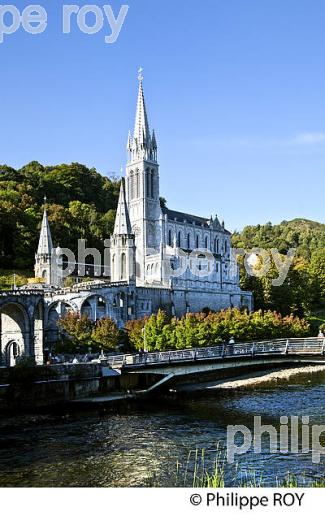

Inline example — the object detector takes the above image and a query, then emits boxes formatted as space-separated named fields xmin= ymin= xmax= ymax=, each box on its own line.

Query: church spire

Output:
xmin=113 ymin=179 xmax=132 ymax=236
xmin=127 ymin=69 xmax=157 ymax=163
xmin=37 ymin=199 xmax=53 ymax=256
xmin=134 ymin=67 xmax=150 ymax=144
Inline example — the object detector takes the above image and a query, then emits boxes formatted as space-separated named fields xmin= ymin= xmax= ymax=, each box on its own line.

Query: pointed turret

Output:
xmin=151 ymin=129 xmax=157 ymax=150
xmin=127 ymin=129 xmax=133 ymax=152
xmin=35 ymin=198 xmax=60 ymax=286
xmin=212 ymin=214 xmax=222 ymax=230
xmin=113 ymin=179 xmax=132 ymax=236
xmin=110 ymin=180 xmax=135 ymax=283
xmin=37 ymin=206 xmax=53 ymax=256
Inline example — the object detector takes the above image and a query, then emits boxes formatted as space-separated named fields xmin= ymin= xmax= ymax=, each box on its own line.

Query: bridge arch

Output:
xmin=80 ymin=295 xmax=108 ymax=321
xmin=0 ymin=302 xmax=30 ymax=366
xmin=46 ymin=300 xmax=75 ymax=346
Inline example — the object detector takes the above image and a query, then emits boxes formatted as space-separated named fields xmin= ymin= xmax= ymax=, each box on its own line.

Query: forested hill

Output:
xmin=232 ymin=219 xmax=325 ymax=258
xmin=232 ymin=219 xmax=325 ymax=319
xmin=0 ymin=162 xmax=120 ymax=270
xmin=1 ymin=160 xmax=325 ymax=275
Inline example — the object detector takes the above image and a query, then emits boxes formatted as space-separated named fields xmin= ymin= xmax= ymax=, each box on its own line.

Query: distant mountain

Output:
xmin=232 ymin=218 xmax=325 ymax=258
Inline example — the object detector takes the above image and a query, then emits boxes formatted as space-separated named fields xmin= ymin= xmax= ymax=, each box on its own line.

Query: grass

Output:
xmin=174 ymin=447 xmax=325 ymax=488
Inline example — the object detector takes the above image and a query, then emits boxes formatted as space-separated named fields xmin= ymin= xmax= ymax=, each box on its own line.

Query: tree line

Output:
xmin=58 ymin=308 xmax=312 ymax=353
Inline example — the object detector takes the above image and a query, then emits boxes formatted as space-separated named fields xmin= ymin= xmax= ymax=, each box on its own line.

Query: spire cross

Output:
xmin=138 ymin=67 xmax=144 ymax=82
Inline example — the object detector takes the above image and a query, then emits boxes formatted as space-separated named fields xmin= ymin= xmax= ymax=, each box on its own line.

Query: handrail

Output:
xmin=106 ymin=337 xmax=325 ymax=369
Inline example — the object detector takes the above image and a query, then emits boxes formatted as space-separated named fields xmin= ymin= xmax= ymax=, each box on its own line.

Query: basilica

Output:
xmin=34 ymin=74 xmax=253 ymax=343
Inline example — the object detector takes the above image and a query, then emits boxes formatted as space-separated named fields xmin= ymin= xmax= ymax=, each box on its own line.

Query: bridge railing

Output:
xmin=106 ymin=337 xmax=325 ymax=369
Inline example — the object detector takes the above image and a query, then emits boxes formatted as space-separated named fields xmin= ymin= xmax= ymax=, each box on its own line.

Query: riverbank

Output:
xmin=174 ymin=363 xmax=325 ymax=393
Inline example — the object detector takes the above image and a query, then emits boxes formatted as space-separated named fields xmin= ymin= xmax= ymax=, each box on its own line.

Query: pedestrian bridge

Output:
xmin=107 ymin=338 xmax=325 ymax=380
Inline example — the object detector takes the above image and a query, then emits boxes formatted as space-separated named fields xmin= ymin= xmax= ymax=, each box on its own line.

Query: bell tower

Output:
xmin=125 ymin=69 xmax=161 ymax=281
xmin=110 ymin=179 xmax=136 ymax=283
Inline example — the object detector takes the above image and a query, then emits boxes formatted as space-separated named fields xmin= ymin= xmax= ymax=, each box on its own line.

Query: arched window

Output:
xmin=129 ymin=171 xmax=134 ymax=199
xmin=198 ymin=254 xmax=205 ymax=271
xmin=111 ymin=254 xmax=115 ymax=279
xmin=205 ymin=236 xmax=208 ymax=249
xmin=215 ymin=238 xmax=219 ymax=254
xmin=196 ymin=235 xmax=199 ymax=249
xmin=121 ymin=253 xmax=126 ymax=280
xmin=151 ymin=170 xmax=155 ymax=198
xmin=146 ymin=168 xmax=150 ymax=197
xmin=177 ymin=231 xmax=181 ymax=248
xmin=168 ymin=229 xmax=172 ymax=247
xmin=187 ymin=233 xmax=191 ymax=249
xmin=136 ymin=169 xmax=140 ymax=198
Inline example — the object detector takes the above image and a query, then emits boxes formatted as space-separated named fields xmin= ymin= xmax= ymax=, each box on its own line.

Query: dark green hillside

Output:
xmin=0 ymin=162 xmax=120 ymax=270
xmin=232 ymin=218 xmax=325 ymax=259
xmin=232 ymin=219 xmax=325 ymax=324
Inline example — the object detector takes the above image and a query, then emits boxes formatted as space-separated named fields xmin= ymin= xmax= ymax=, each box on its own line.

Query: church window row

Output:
xmin=146 ymin=263 xmax=159 ymax=276
xmin=127 ymin=169 xmax=156 ymax=200
xmin=167 ymin=228 xmax=222 ymax=254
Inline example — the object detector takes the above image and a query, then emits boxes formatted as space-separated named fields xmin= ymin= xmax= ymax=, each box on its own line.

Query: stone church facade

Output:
xmin=34 ymin=74 xmax=253 ymax=342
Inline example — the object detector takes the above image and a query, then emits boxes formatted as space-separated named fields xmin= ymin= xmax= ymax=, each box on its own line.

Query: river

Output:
xmin=0 ymin=368 xmax=325 ymax=487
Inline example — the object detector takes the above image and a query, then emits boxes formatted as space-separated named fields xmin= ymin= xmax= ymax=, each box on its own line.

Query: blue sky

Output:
xmin=1 ymin=0 xmax=325 ymax=230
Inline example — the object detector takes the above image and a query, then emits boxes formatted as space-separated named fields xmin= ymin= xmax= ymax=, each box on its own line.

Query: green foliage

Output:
xmin=91 ymin=317 xmax=120 ymax=352
xmin=0 ymin=269 xmax=33 ymax=290
xmin=58 ymin=312 xmax=93 ymax=348
xmin=309 ymin=248 xmax=325 ymax=307
xmin=126 ymin=309 xmax=310 ymax=351
xmin=125 ymin=316 xmax=149 ymax=351
xmin=0 ymin=162 xmax=120 ymax=270
xmin=58 ymin=312 xmax=120 ymax=352
xmin=233 ymin=220 xmax=325 ymax=317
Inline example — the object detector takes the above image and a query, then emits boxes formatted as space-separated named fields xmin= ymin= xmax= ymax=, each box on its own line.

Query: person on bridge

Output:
xmin=318 ymin=330 xmax=325 ymax=338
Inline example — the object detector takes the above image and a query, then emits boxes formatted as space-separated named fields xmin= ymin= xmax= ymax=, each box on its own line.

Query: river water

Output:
xmin=0 ymin=369 xmax=325 ymax=487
